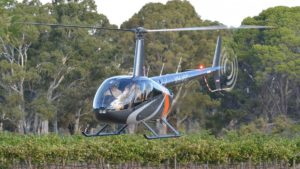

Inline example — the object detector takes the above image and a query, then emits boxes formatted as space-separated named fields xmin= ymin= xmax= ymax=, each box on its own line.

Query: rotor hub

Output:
xmin=134 ymin=27 xmax=147 ymax=38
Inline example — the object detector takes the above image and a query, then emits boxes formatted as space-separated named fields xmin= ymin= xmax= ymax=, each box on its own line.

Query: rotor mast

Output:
xmin=133 ymin=27 xmax=146 ymax=77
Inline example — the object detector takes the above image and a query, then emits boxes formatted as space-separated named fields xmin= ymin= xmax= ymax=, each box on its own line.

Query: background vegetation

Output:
xmin=0 ymin=0 xmax=299 ymax=137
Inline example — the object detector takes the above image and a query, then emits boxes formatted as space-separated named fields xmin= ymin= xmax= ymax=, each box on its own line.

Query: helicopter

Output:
xmin=25 ymin=23 xmax=271 ymax=139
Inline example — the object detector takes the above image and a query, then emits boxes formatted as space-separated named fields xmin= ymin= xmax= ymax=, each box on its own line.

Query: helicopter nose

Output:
xmin=93 ymin=107 xmax=107 ymax=114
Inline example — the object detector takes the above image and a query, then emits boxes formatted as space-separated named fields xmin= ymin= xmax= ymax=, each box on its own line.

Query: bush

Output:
xmin=0 ymin=132 xmax=299 ymax=166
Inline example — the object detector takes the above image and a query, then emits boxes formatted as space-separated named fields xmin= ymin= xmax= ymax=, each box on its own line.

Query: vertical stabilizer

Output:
xmin=212 ymin=36 xmax=222 ymax=90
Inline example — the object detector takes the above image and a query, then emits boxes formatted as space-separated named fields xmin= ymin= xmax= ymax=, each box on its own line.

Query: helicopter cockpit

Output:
xmin=93 ymin=76 xmax=156 ymax=111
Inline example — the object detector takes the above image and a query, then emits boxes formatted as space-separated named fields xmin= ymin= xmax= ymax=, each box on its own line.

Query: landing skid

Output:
xmin=82 ymin=124 xmax=128 ymax=137
xmin=142 ymin=118 xmax=180 ymax=139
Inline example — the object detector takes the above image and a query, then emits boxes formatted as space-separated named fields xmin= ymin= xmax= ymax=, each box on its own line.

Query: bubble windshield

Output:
xmin=93 ymin=77 xmax=153 ymax=111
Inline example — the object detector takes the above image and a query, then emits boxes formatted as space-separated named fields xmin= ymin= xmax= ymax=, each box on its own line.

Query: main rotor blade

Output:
xmin=20 ymin=22 xmax=273 ymax=33
xmin=146 ymin=25 xmax=273 ymax=32
xmin=21 ymin=22 xmax=134 ymax=32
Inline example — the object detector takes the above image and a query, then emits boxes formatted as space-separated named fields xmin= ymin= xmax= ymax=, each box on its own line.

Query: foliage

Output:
xmin=232 ymin=6 xmax=300 ymax=120
xmin=0 ymin=0 xmax=119 ymax=134
xmin=0 ymin=132 xmax=299 ymax=167
xmin=239 ymin=115 xmax=300 ymax=137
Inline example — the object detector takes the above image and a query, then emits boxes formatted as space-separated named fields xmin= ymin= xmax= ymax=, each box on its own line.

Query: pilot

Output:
xmin=110 ymin=85 xmax=122 ymax=98
xmin=111 ymin=83 xmax=141 ymax=110
xmin=110 ymin=85 xmax=131 ymax=110
xmin=133 ymin=84 xmax=143 ymax=103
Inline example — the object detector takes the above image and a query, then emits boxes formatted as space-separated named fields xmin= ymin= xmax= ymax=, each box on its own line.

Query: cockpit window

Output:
xmin=93 ymin=78 xmax=154 ymax=111
xmin=93 ymin=78 xmax=130 ymax=109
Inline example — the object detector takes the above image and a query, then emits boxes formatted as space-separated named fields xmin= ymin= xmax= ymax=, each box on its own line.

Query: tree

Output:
xmin=0 ymin=0 xmax=119 ymax=134
xmin=0 ymin=5 xmax=40 ymax=133
xmin=28 ymin=0 xmax=119 ymax=134
xmin=233 ymin=6 xmax=300 ymax=123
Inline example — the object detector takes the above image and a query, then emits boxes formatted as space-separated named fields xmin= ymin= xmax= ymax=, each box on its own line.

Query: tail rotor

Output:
xmin=219 ymin=47 xmax=238 ymax=91
xmin=206 ymin=36 xmax=238 ymax=92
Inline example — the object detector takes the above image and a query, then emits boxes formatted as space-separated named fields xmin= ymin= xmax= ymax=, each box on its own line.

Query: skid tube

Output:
xmin=142 ymin=118 xmax=180 ymax=139
xmin=82 ymin=124 xmax=128 ymax=137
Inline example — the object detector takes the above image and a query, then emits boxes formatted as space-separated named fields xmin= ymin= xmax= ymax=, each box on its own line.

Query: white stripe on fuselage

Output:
xmin=126 ymin=97 xmax=165 ymax=124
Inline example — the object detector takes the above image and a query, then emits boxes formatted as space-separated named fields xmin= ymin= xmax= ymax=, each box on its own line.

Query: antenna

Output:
xmin=146 ymin=66 xmax=150 ymax=77
xmin=176 ymin=57 xmax=182 ymax=73
xmin=160 ymin=63 xmax=165 ymax=76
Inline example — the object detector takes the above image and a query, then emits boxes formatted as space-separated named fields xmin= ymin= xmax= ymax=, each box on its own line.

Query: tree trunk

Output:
xmin=0 ymin=121 xmax=3 ymax=131
xmin=74 ymin=108 xmax=82 ymax=134
xmin=41 ymin=120 xmax=49 ymax=134
xmin=33 ymin=113 xmax=39 ymax=134
xmin=127 ymin=124 xmax=136 ymax=134
xmin=0 ymin=113 xmax=4 ymax=132
xmin=260 ymin=75 xmax=291 ymax=118
xmin=18 ymin=119 xmax=26 ymax=134
xmin=18 ymin=108 xmax=28 ymax=134
xmin=185 ymin=118 xmax=191 ymax=133
xmin=297 ymin=85 xmax=300 ymax=115
xmin=156 ymin=119 xmax=167 ymax=135
xmin=53 ymin=111 xmax=58 ymax=134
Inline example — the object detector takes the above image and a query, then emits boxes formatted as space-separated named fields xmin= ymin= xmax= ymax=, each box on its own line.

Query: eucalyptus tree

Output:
xmin=28 ymin=0 xmax=119 ymax=134
xmin=233 ymin=6 xmax=300 ymax=122
xmin=0 ymin=0 xmax=42 ymax=133
xmin=0 ymin=0 xmax=118 ymax=134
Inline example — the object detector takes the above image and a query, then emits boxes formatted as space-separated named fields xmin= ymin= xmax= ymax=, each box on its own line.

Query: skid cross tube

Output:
xmin=82 ymin=124 xmax=128 ymax=137
xmin=142 ymin=118 xmax=180 ymax=139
